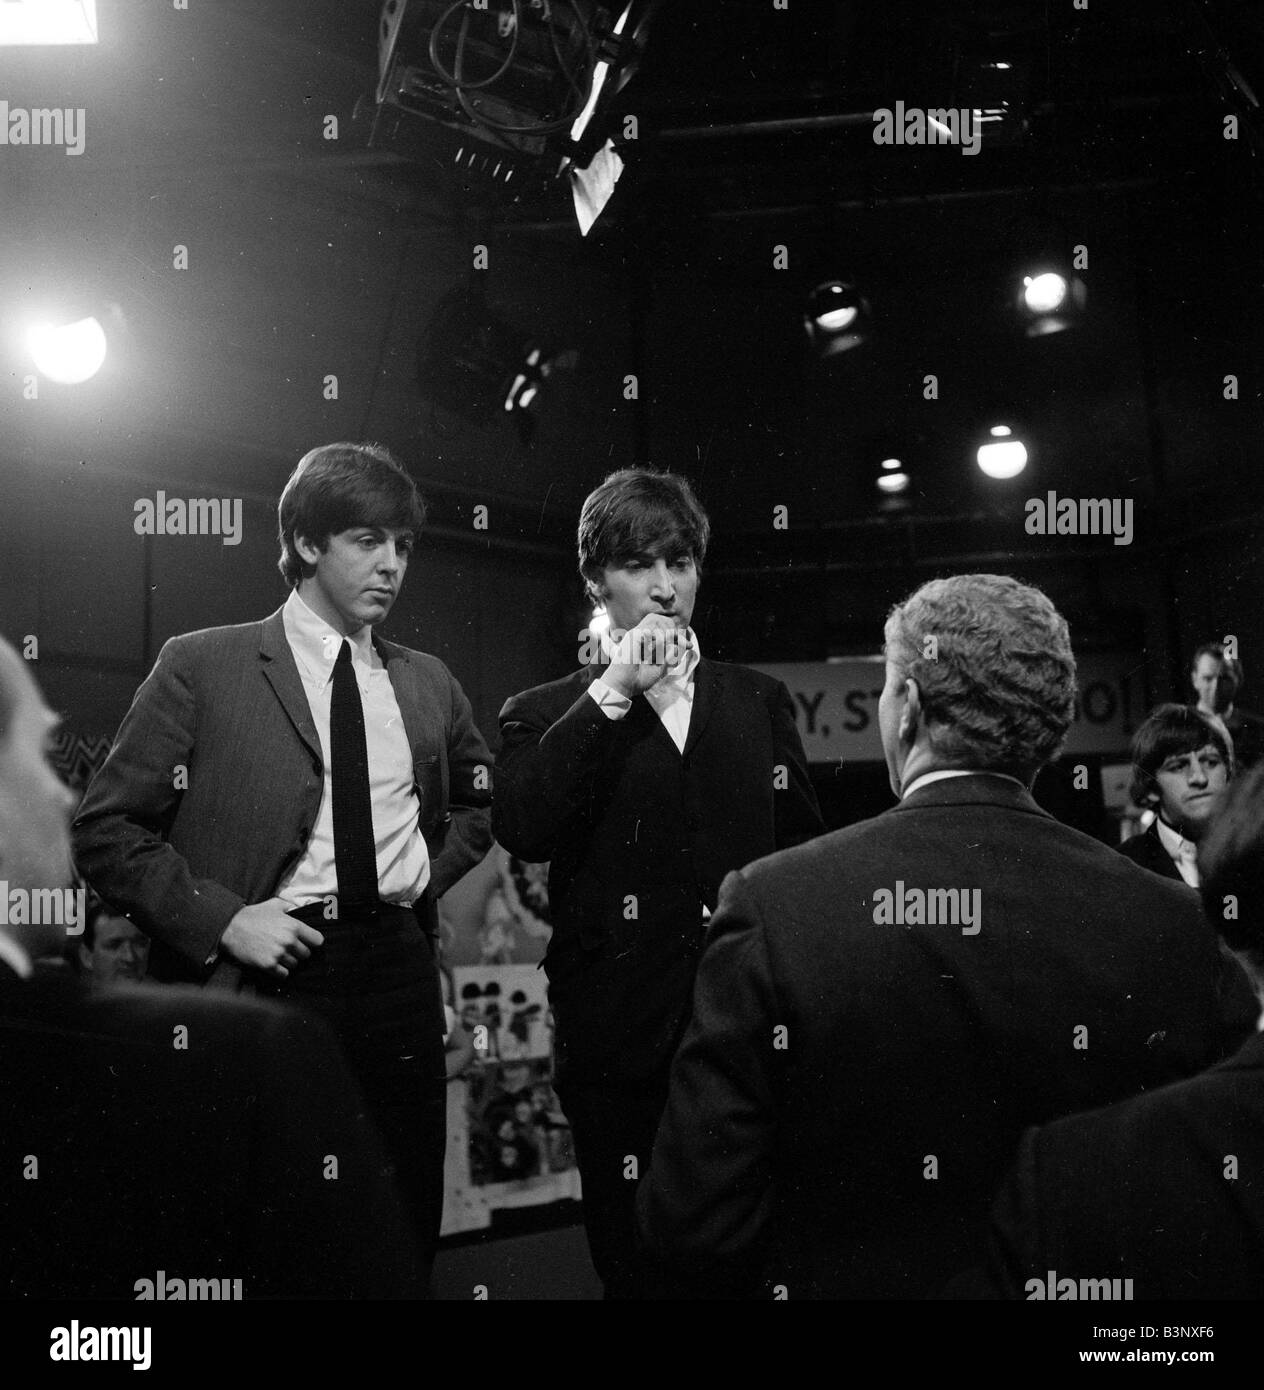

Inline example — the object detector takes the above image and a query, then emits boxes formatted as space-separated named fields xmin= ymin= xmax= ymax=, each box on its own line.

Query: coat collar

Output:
xmin=889 ymin=771 xmax=1052 ymax=820
xmin=258 ymin=608 xmax=426 ymax=766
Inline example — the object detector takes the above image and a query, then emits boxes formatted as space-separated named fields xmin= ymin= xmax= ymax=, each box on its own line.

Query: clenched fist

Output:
xmin=220 ymin=898 xmax=325 ymax=979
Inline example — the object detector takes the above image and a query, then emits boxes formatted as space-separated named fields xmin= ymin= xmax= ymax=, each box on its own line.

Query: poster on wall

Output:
xmin=439 ymin=851 xmax=582 ymax=1237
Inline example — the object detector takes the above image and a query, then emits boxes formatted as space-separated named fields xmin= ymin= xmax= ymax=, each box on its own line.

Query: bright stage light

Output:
xmin=805 ymin=281 xmax=869 ymax=357
xmin=880 ymin=457 xmax=902 ymax=470
xmin=0 ymin=0 xmax=98 ymax=45
xmin=1017 ymin=268 xmax=1084 ymax=337
xmin=27 ymin=316 xmax=108 ymax=384
xmin=976 ymin=434 xmax=1028 ymax=479
xmin=1022 ymin=272 xmax=1068 ymax=314
xmin=877 ymin=471 xmax=910 ymax=494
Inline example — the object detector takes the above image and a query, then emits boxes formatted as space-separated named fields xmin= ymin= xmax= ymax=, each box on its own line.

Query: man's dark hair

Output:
xmin=576 ymin=469 xmax=710 ymax=598
xmin=1128 ymin=703 xmax=1233 ymax=808
xmin=276 ymin=442 xmax=426 ymax=587
xmin=1191 ymin=642 xmax=1245 ymax=689
xmin=884 ymin=573 xmax=1077 ymax=775
xmin=1199 ymin=760 xmax=1264 ymax=957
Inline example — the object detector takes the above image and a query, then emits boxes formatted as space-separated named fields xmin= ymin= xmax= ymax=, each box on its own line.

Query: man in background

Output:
xmin=1192 ymin=641 xmax=1264 ymax=769
xmin=74 ymin=901 xmax=151 ymax=991
xmin=1118 ymin=703 xmax=1232 ymax=885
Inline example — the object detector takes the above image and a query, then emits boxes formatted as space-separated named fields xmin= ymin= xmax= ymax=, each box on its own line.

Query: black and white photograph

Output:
xmin=2 ymin=0 xmax=1262 ymax=1369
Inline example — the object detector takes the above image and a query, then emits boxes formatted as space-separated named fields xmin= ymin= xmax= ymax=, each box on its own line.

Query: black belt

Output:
xmin=286 ymin=899 xmax=416 ymax=932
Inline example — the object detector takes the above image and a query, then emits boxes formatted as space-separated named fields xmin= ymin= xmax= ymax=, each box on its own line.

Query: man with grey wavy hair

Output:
xmin=879 ymin=572 xmax=1077 ymax=795
xmin=639 ymin=573 xmax=1254 ymax=1300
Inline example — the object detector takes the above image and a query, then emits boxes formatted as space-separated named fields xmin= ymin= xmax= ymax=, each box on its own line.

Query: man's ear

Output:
xmin=293 ymin=532 xmax=324 ymax=567
xmin=77 ymin=943 xmax=93 ymax=972
xmin=899 ymin=678 xmax=922 ymax=741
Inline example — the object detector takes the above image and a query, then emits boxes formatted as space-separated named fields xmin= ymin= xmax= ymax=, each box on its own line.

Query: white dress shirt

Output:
xmin=275 ymin=589 xmax=430 ymax=908
xmin=586 ymin=627 xmax=701 ymax=754
xmin=1155 ymin=816 xmax=1201 ymax=888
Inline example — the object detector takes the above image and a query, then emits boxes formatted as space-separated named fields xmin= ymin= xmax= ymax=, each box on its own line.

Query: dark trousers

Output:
xmin=266 ymin=902 xmax=446 ymax=1285
xmin=556 ymin=1064 xmax=672 ymax=1299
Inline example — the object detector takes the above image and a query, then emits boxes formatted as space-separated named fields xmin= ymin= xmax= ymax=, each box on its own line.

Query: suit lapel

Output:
xmin=682 ymin=657 xmax=719 ymax=758
xmin=258 ymin=609 xmax=323 ymax=764
xmin=373 ymin=635 xmax=433 ymax=758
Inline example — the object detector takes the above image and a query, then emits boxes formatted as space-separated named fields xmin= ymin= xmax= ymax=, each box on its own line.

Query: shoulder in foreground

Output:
xmin=1039 ymin=1035 xmax=1262 ymax=1152
xmin=86 ymin=981 xmax=307 ymax=1035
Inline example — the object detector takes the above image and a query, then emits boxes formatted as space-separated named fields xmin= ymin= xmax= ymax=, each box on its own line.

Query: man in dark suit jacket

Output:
xmin=495 ymin=468 xmax=822 ymax=1297
xmin=0 ymin=633 xmax=420 ymax=1299
xmin=1118 ymin=703 xmax=1232 ymax=886
xmin=981 ymin=761 xmax=1264 ymax=1300
xmin=73 ymin=443 xmax=493 ymax=1275
xmin=1191 ymin=640 xmax=1264 ymax=770
xmin=637 ymin=573 xmax=1254 ymax=1299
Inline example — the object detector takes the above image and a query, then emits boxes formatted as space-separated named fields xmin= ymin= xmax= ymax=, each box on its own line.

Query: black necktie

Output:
xmin=330 ymin=640 xmax=379 ymax=910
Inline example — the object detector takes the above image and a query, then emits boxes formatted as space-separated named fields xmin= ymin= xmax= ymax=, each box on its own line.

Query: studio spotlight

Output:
xmin=976 ymin=425 xmax=1028 ymax=480
xmin=374 ymin=0 xmax=663 ymax=230
xmin=0 ymin=0 xmax=98 ymax=46
xmin=27 ymin=314 xmax=108 ymax=384
xmin=805 ymin=280 xmax=869 ymax=357
xmin=876 ymin=470 xmax=910 ymax=495
xmin=1023 ymin=272 xmax=1067 ymax=314
xmin=1017 ymin=268 xmax=1085 ymax=337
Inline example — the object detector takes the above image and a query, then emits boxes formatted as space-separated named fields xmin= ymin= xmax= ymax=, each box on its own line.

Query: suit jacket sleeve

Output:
xmin=979 ymin=1127 xmax=1045 ymax=1299
xmin=426 ymin=663 xmax=494 ymax=900
xmin=72 ymin=637 xmax=244 ymax=969
xmin=493 ymin=684 xmax=621 ymax=863
xmin=636 ymin=869 xmax=783 ymax=1296
xmin=769 ymin=679 xmax=824 ymax=850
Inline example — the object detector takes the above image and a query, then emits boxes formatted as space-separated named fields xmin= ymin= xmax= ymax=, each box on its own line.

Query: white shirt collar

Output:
xmin=283 ymin=588 xmax=375 ymax=686
xmin=0 ymin=932 xmax=33 ymax=980
xmin=1155 ymin=814 xmax=1199 ymax=869
xmin=901 ymin=768 xmax=1028 ymax=801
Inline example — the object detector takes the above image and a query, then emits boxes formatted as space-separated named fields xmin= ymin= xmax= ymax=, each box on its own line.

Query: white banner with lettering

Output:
xmin=753 ymin=654 xmax=1150 ymax=763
